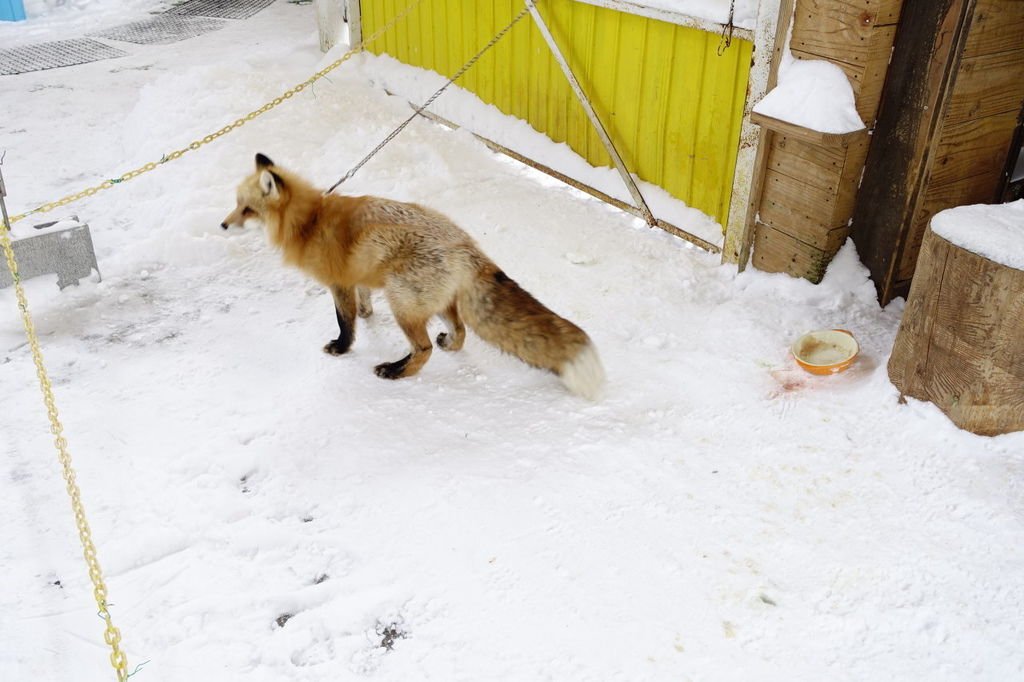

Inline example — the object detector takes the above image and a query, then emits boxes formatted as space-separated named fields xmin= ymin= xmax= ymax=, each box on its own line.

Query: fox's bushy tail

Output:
xmin=457 ymin=261 xmax=605 ymax=400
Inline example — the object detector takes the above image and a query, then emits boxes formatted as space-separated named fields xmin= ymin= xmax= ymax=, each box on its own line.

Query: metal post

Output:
xmin=0 ymin=159 xmax=12 ymax=236
xmin=525 ymin=0 xmax=657 ymax=227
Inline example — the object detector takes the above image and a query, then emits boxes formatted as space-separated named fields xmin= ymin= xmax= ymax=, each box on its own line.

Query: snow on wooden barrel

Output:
xmin=888 ymin=201 xmax=1024 ymax=436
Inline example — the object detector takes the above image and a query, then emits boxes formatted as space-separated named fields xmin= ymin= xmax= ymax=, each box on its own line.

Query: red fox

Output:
xmin=222 ymin=154 xmax=604 ymax=399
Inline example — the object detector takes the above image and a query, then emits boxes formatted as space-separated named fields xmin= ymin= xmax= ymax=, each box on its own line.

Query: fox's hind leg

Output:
xmin=356 ymin=286 xmax=374 ymax=318
xmin=437 ymin=300 xmax=465 ymax=351
xmin=374 ymin=312 xmax=433 ymax=379
xmin=324 ymin=285 xmax=358 ymax=356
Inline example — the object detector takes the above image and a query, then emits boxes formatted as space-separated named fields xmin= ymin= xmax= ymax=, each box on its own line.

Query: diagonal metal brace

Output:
xmin=525 ymin=0 xmax=657 ymax=227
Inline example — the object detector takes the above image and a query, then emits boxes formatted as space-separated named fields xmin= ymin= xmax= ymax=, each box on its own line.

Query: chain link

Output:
xmin=0 ymin=3 xmax=424 ymax=680
xmin=7 ymin=0 xmax=425 ymax=226
xmin=0 ymin=217 xmax=130 ymax=680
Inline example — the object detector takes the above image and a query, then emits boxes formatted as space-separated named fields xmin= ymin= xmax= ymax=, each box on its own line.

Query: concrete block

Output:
xmin=0 ymin=217 xmax=101 ymax=290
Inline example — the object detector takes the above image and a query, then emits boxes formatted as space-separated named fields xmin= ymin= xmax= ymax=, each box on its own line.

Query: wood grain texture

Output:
xmin=767 ymin=134 xmax=847 ymax=192
xmin=895 ymin=168 xmax=1002 ymax=281
xmin=963 ymin=0 xmax=1024 ymax=57
xmin=930 ymin=110 xmax=1020 ymax=186
xmin=750 ymin=0 xmax=903 ymax=283
xmin=752 ymin=222 xmax=838 ymax=283
xmin=849 ymin=0 xmax=974 ymax=304
xmin=751 ymin=111 xmax=866 ymax=147
xmin=760 ymin=169 xmax=839 ymax=236
xmin=835 ymin=134 xmax=871 ymax=219
xmin=759 ymin=132 xmax=869 ymax=243
xmin=889 ymin=227 xmax=1024 ymax=435
xmin=946 ymin=48 xmax=1024 ymax=124
xmin=792 ymin=4 xmax=897 ymax=67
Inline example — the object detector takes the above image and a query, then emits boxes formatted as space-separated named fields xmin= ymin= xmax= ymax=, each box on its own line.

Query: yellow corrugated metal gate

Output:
xmin=359 ymin=0 xmax=753 ymax=232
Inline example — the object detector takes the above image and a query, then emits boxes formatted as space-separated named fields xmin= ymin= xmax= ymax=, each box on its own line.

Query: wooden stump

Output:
xmin=888 ymin=225 xmax=1024 ymax=436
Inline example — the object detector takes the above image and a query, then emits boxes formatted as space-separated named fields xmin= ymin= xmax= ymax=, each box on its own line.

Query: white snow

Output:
xmin=9 ymin=215 xmax=85 ymax=238
xmin=2 ymin=3 xmax=1024 ymax=682
xmin=618 ymin=0 xmax=757 ymax=30
xmin=753 ymin=47 xmax=866 ymax=135
xmin=931 ymin=200 xmax=1024 ymax=272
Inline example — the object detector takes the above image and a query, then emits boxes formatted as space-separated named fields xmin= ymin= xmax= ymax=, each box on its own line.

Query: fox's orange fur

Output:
xmin=222 ymin=154 xmax=604 ymax=399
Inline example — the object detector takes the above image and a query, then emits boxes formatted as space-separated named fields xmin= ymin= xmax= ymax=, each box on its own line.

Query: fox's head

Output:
xmin=221 ymin=153 xmax=286 ymax=230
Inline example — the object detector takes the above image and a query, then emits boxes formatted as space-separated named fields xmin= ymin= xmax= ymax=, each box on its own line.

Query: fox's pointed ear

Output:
xmin=255 ymin=153 xmax=274 ymax=169
xmin=258 ymin=169 xmax=280 ymax=197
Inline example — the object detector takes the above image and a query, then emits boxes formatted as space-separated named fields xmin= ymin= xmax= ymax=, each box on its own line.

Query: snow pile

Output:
xmin=931 ymin=200 xmax=1024 ymax=271
xmin=753 ymin=52 xmax=865 ymax=134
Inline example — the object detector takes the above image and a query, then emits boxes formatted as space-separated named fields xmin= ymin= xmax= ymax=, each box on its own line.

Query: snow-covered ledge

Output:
xmin=749 ymin=110 xmax=867 ymax=148
xmin=750 ymin=21 xmax=867 ymax=146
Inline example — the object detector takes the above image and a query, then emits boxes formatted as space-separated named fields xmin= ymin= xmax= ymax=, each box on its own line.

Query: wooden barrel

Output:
xmin=888 ymin=213 xmax=1024 ymax=436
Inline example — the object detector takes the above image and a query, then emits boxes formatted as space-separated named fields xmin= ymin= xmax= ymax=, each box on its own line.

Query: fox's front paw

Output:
xmin=374 ymin=355 xmax=411 ymax=379
xmin=323 ymin=339 xmax=352 ymax=356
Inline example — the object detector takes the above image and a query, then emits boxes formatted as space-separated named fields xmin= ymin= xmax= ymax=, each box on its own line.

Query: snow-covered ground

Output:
xmin=2 ymin=3 xmax=1023 ymax=681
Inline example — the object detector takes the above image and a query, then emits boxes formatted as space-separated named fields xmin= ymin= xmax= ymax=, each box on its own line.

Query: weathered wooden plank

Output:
xmin=767 ymin=133 xmax=846 ymax=192
xmin=850 ymin=0 xmax=974 ymax=305
xmin=890 ymin=227 xmax=1024 ymax=435
xmin=946 ymin=48 xmax=1024 ymax=124
xmin=794 ymin=0 xmax=904 ymax=30
xmin=761 ymin=169 xmax=837 ymax=229
xmin=752 ymin=222 xmax=838 ymax=282
xmin=760 ymin=130 xmax=867 ymax=258
xmin=931 ymin=110 xmax=1020 ymax=187
xmin=792 ymin=7 xmax=897 ymax=67
xmin=759 ymin=173 xmax=856 ymax=251
xmin=751 ymin=111 xmax=867 ymax=146
xmin=780 ymin=217 xmax=849 ymax=252
xmin=888 ymin=226 xmax=948 ymax=391
xmin=964 ymin=0 xmax=1024 ymax=58
xmin=856 ymin=51 xmax=899 ymax=127
xmin=761 ymin=133 xmax=868 ymax=240
xmin=835 ymin=134 xmax=871 ymax=220
xmin=895 ymin=169 xmax=1002 ymax=281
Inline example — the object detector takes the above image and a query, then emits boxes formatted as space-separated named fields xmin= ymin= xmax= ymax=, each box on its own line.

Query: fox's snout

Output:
xmin=224 ymin=155 xmax=281 ymax=231
xmin=221 ymin=205 xmax=245 ymax=230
